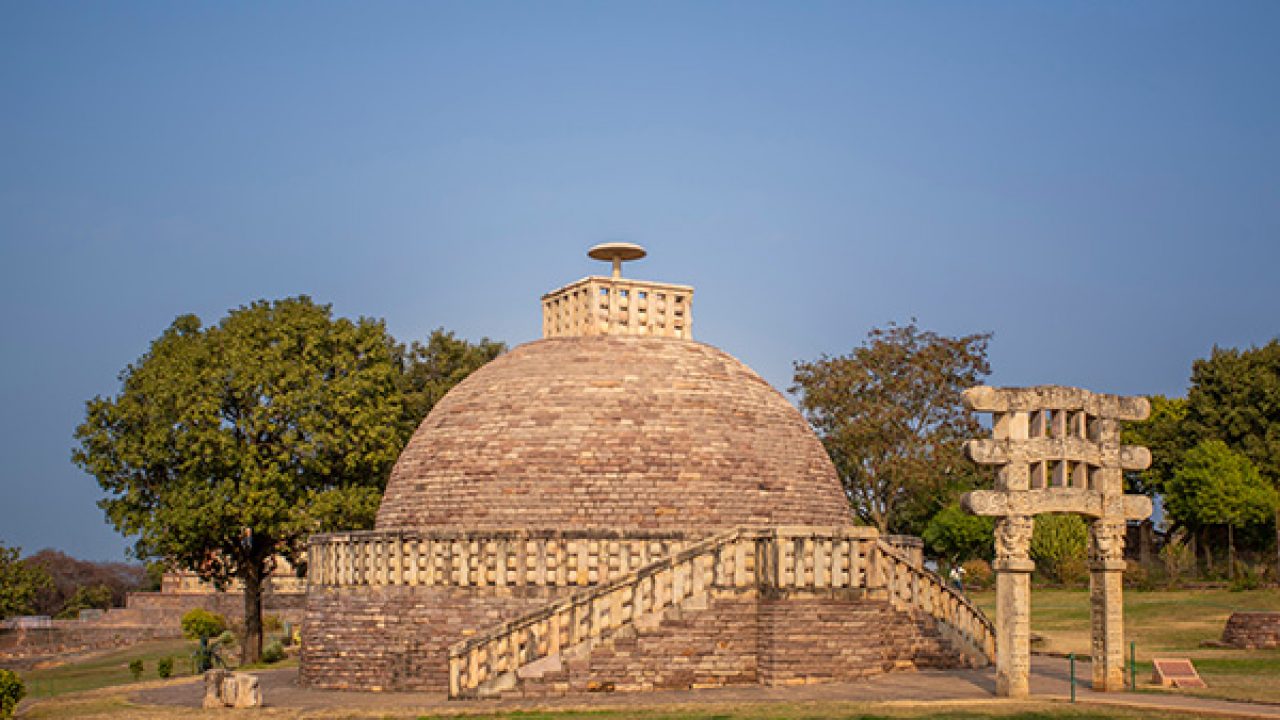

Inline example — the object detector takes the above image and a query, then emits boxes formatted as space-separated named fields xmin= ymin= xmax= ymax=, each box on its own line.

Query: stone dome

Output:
xmin=375 ymin=335 xmax=852 ymax=533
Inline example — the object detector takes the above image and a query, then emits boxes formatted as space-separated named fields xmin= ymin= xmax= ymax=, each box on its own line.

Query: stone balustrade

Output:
xmin=541 ymin=276 xmax=693 ymax=339
xmin=308 ymin=529 xmax=688 ymax=589
xmin=441 ymin=527 xmax=993 ymax=698
xmin=871 ymin=540 xmax=995 ymax=666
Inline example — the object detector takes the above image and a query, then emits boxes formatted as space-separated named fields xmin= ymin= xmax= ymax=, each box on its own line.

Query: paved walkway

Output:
xmin=135 ymin=657 xmax=1280 ymax=718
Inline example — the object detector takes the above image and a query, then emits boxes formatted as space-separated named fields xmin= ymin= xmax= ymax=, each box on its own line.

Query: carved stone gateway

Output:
xmin=960 ymin=385 xmax=1153 ymax=697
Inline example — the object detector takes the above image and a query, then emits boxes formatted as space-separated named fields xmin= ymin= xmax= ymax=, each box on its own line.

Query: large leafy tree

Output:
xmin=392 ymin=329 xmax=506 ymax=438
xmin=0 ymin=544 xmax=52 ymax=619
xmin=792 ymin=321 xmax=992 ymax=534
xmin=1121 ymin=394 xmax=1190 ymax=498
xmin=1185 ymin=341 xmax=1280 ymax=576
xmin=1164 ymin=439 xmax=1278 ymax=575
xmin=73 ymin=297 xmax=404 ymax=663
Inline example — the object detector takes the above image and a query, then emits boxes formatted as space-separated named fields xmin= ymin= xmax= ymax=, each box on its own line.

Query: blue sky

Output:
xmin=2 ymin=2 xmax=1277 ymax=561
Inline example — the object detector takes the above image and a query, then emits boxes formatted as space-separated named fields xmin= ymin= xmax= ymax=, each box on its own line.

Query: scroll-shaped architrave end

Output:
xmin=1119 ymin=445 xmax=1153 ymax=471
xmin=965 ymin=438 xmax=1008 ymax=466
xmin=963 ymin=385 xmax=1151 ymax=421
xmin=965 ymin=438 xmax=1151 ymax=471
xmin=962 ymin=489 xmax=1155 ymax=520
xmin=1124 ymin=494 xmax=1154 ymax=521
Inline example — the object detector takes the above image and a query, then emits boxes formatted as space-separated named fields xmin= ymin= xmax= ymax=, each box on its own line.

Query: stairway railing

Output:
xmin=445 ymin=527 xmax=992 ymax=698
xmin=870 ymin=539 xmax=996 ymax=665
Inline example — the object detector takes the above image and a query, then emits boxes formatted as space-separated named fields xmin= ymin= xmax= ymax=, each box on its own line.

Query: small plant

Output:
xmin=960 ymin=558 xmax=993 ymax=591
xmin=263 ymin=614 xmax=283 ymax=633
xmin=1230 ymin=561 xmax=1263 ymax=592
xmin=261 ymin=640 xmax=286 ymax=664
xmin=128 ymin=659 xmax=144 ymax=681
xmin=157 ymin=656 xmax=174 ymax=679
xmin=0 ymin=668 xmax=26 ymax=720
xmin=181 ymin=608 xmax=228 ymax=640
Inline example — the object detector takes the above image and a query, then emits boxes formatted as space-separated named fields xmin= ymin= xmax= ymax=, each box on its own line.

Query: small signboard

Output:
xmin=1152 ymin=658 xmax=1207 ymax=688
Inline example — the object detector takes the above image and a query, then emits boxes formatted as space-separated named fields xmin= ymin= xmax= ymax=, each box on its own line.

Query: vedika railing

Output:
xmin=308 ymin=529 xmax=688 ymax=589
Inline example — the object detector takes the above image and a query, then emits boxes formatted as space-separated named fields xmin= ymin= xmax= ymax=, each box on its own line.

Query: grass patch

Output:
xmin=968 ymin=587 xmax=1280 ymax=702
xmin=17 ymin=638 xmax=201 ymax=698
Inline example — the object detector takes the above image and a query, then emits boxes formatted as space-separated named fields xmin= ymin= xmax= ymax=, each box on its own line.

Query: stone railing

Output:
xmin=541 ymin=276 xmax=693 ymax=339
xmin=446 ymin=527 xmax=991 ymax=698
xmin=308 ymin=529 xmax=688 ymax=589
xmin=871 ymin=539 xmax=996 ymax=666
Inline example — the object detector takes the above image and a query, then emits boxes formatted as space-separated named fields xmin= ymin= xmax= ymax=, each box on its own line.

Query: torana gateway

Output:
xmin=300 ymin=245 xmax=993 ymax=697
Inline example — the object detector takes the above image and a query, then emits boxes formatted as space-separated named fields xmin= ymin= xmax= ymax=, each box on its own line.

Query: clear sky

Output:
xmin=2 ymin=2 xmax=1277 ymax=561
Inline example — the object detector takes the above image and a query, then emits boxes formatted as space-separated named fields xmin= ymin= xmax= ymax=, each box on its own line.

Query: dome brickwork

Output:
xmin=375 ymin=335 xmax=852 ymax=533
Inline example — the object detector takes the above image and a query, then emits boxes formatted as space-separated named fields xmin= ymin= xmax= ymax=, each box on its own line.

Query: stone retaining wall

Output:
xmin=1222 ymin=611 xmax=1280 ymax=649
xmin=301 ymin=583 xmax=566 ymax=691
xmin=302 ymin=583 xmax=969 ymax=694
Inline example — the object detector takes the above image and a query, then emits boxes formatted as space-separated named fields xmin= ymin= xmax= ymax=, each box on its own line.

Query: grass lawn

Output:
xmin=15 ymin=635 xmax=298 ymax=699
xmin=968 ymin=587 xmax=1280 ymax=703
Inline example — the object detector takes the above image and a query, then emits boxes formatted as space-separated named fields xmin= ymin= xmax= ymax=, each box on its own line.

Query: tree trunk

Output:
xmin=1228 ymin=524 xmax=1236 ymax=580
xmin=241 ymin=562 xmax=264 ymax=665
xmin=1202 ymin=528 xmax=1215 ymax=577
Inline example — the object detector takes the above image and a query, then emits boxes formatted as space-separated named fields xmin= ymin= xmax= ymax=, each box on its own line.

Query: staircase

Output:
xmin=448 ymin=528 xmax=994 ymax=699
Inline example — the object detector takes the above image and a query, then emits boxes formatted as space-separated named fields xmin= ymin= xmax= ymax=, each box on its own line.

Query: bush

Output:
xmin=1159 ymin=530 xmax=1197 ymax=583
xmin=1030 ymin=514 xmax=1088 ymax=585
xmin=260 ymin=640 xmax=285 ymax=664
xmin=157 ymin=656 xmax=173 ymax=679
xmin=181 ymin=608 xmax=228 ymax=640
xmin=262 ymin=614 xmax=283 ymax=633
xmin=960 ymin=558 xmax=993 ymax=591
xmin=128 ymin=659 xmax=144 ymax=681
xmin=0 ymin=669 xmax=25 ymax=719
xmin=1230 ymin=561 xmax=1264 ymax=591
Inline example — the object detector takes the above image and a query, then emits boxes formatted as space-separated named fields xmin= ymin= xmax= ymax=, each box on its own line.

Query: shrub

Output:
xmin=0 ymin=669 xmax=25 ymax=719
xmin=1030 ymin=514 xmax=1088 ymax=585
xmin=157 ymin=656 xmax=173 ymax=679
xmin=262 ymin=614 xmax=283 ymax=633
xmin=1159 ymin=529 xmax=1198 ymax=586
xmin=128 ymin=659 xmax=144 ymax=681
xmin=181 ymin=608 xmax=227 ymax=640
xmin=260 ymin=640 xmax=285 ymax=664
xmin=1230 ymin=561 xmax=1264 ymax=592
xmin=960 ymin=558 xmax=993 ymax=591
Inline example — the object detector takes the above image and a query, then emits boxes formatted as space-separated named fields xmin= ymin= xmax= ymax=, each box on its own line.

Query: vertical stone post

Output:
xmin=1089 ymin=518 xmax=1128 ymax=691
xmin=994 ymin=515 xmax=1034 ymax=698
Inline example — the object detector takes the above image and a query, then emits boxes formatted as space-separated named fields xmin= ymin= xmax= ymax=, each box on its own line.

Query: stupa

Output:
xmin=300 ymin=245 xmax=993 ymax=696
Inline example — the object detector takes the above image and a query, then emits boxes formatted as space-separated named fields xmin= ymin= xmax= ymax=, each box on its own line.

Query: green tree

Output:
xmin=392 ymin=329 xmax=506 ymax=438
xmin=792 ymin=320 xmax=992 ymax=534
xmin=922 ymin=503 xmax=994 ymax=572
xmin=0 ymin=544 xmax=52 ymax=619
xmin=74 ymin=297 xmax=404 ymax=663
xmin=1164 ymin=440 xmax=1278 ymax=575
xmin=181 ymin=608 xmax=228 ymax=640
xmin=1122 ymin=394 xmax=1189 ymax=497
xmin=56 ymin=583 xmax=114 ymax=619
xmin=1185 ymin=340 xmax=1280 ymax=576
xmin=1030 ymin=514 xmax=1088 ymax=585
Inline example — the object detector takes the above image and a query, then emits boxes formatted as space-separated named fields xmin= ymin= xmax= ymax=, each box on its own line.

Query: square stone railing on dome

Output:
xmin=541 ymin=276 xmax=693 ymax=339
xmin=306 ymin=529 xmax=692 ymax=589
xmin=441 ymin=527 xmax=995 ymax=698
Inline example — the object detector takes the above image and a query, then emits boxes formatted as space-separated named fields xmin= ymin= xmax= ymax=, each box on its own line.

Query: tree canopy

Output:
xmin=792 ymin=320 xmax=992 ymax=534
xmin=0 ymin=544 xmax=52 ymax=619
xmin=74 ymin=297 xmax=411 ymax=661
